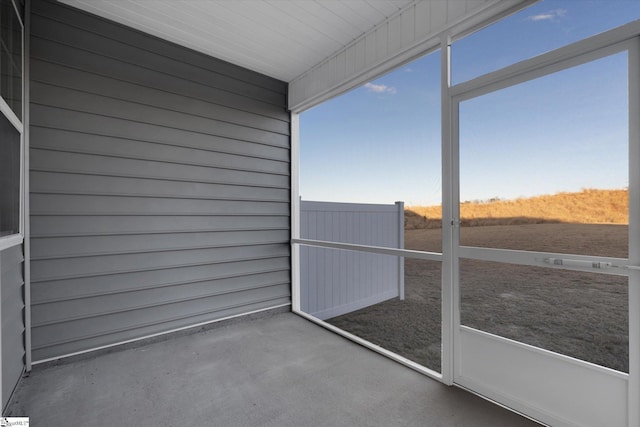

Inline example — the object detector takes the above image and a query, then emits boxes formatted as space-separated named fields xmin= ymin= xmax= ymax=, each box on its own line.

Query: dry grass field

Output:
xmin=328 ymin=189 xmax=629 ymax=373
xmin=405 ymin=188 xmax=627 ymax=229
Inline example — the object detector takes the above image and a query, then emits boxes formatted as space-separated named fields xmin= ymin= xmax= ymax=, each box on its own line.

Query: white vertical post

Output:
xmin=628 ymin=37 xmax=640 ymax=427
xmin=396 ymin=201 xmax=405 ymax=300
xmin=24 ymin=0 xmax=32 ymax=372
xmin=0 ymin=251 xmax=3 ymax=409
xmin=440 ymin=34 xmax=456 ymax=385
xmin=290 ymin=112 xmax=301 ymax=312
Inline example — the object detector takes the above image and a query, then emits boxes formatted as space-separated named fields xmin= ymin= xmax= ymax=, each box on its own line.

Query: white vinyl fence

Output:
xmin=300 ymin=200 xmax=404 ymax=320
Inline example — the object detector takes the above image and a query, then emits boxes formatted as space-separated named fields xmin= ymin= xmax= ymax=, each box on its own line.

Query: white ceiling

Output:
xmin=58 ymin=0 xmax=415 ymax=82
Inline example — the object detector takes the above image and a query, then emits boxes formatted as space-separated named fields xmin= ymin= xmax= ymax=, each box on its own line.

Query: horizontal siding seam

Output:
xmin=30 ymin=211 xmax=290 ymax=218
xmin=30 ymin=128 xmax=289 ymax=162
xmin=30 ymin=253 xmax=291 ymax=283
xmin=0 ymin=263 xmax=25 ymax=277
xmin=31 ymin=7 xmax=287 ymax=95
xmin=31 ymin=55 xmax=289 ymax=122
xmin=0 ymin=251 xmax=24 ymax=265
xmin=30 ymin=226 xmax=290 ymax=238
xmin=31 ymin=281 xmax=290 ymax=327
xmin=0 ymin=280 xmax=25 ymax=293
xmin=31 ymin=295 xmax=292 ymax=352
xmin=31 ymin=240 xmax=291 ymax=261
xmin=29 ymin=26 xmax=286 ymax=105
xmin=30 ymin=146 xmax=290 ymax=176
xmin=30 ymin=166 xmax=289 ymax=191
xmin=30 ymin=115 xmax=288 ymax=153
xmin=0 ymin=281 xmax=25 ymax=291
xmin=30 ymin=212 xmax=291 ymax=217
xmin=30 ymin=46 xmax=286 ymax=121
xmin=2 ymin=311 xmax=26 ymax=325
xmin=31 ymin=79 xmax=290 ymax=136
xmin=30 ymin=139 xmax=289 ymax=166
xmin=31 ymin=117 xmax=289 ymax=152
xmin=30 ymin=100 xmax=288 ymax=149
xmin=31 ymin=267 xmax=291 ymax=305
xmin=30 ymin=190 xmax=289 ymax=203
xmin=0 ymin=276 xmax=24 ymax=289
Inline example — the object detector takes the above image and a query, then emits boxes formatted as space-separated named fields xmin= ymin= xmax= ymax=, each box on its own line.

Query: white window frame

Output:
xmin=0 ymin=0 xmax=25 ymax=252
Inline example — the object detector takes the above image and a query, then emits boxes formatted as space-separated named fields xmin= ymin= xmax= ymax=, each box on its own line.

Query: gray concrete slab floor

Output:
xmin=7 ymin=313 xmax=540 ymax=426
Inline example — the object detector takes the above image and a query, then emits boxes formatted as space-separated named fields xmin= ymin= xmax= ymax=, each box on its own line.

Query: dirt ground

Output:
xmin=328 ymin=223 xmax=629 ymax=373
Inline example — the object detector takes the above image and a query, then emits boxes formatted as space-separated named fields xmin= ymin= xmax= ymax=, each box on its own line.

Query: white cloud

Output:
xmin=527 ymin=8 xmax=567 ymax=22
xmin=364 ymin=82 xmax=397 ymax=94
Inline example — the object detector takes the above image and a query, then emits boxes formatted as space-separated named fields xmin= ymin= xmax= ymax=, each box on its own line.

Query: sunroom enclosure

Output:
xmin=292 ymin=19 xmax=640 ymax=427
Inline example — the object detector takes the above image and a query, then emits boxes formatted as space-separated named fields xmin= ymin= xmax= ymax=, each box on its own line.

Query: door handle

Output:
xmin=539 ymin=257 xmax=640 ymax=272
xmin=541 ymin=258 xmax=613 ymax=269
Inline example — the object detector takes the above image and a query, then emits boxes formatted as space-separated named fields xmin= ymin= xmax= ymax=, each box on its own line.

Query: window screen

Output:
xmin=1 ymin=0 xmax=22 ymax=119
xmin=0 ymin=0 xmax=21 ymax=238
xmin=0 ymin=111 xmax=19 ymax=236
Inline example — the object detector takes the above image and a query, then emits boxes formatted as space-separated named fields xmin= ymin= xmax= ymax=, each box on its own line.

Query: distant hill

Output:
xmin=405 ymin=188 xmax=628 ymax=229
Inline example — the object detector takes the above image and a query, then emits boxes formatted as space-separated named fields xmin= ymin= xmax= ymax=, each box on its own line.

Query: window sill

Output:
xmin=0 ymin=234 xmax=23 ymax=251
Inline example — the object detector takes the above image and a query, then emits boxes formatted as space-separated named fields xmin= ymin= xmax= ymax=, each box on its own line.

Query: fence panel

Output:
xmin=300 ymin=200 xmax=404 ymax=320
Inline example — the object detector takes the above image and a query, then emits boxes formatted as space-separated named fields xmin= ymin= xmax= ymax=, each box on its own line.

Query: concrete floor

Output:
xmin=7 ymin=312 xmax=540 ymax=426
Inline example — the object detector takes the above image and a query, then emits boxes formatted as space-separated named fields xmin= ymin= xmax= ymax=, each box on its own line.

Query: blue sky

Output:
xmin=300 ymin=1 xmax=640 ymax=206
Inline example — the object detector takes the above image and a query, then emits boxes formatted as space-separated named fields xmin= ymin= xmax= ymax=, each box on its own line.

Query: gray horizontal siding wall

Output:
xmin=1 ymin=245 xmax=25 ymax=410
xmin=29 ymin=0 xmax=291 ymax=361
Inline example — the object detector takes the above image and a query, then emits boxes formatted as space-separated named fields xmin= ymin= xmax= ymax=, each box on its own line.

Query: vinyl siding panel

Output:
xmin=30 ymin=230 xmax=290 ymax=259
xmin=31 ymin=144 xmax=289 ymax=180
xmin=30 ymin=0 xmax=291 ymax=362
xmin=42 ymin=0 xmax=288 ymax=94
xmin=32 ymin=256 xmax=290 ymax=303
xmin=30 ymin=145 xmax=289 ymax=189
xmin=30 ymin=82 xmax=288 ymax=147
xmin=1 ymin=245 xmax=25 ymax=410
xmin=29 ymin=37 xmax=288 ymax=121
xmin=31 ymin=172 xmax=289 ymax=203
xmin=30 ymin=123 xmax=289 ymax=163
xmin=30 ymin=59 xmax=289 ymax=134
xmin=29 ymin=7 xmax=286 ymax=105
xmin=30 ymin=215 xmax=289 ymax=237
xmin=31 ymin=291 xmax=286 ymax=360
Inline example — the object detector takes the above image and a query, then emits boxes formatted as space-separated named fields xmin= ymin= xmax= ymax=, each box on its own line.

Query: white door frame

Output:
xmin=447 ymin=21 xmax=640 ymax=427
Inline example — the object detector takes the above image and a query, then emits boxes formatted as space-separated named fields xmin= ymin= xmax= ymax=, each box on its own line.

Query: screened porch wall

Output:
xmin=28 ymin=0 xmax=291 ymax=362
